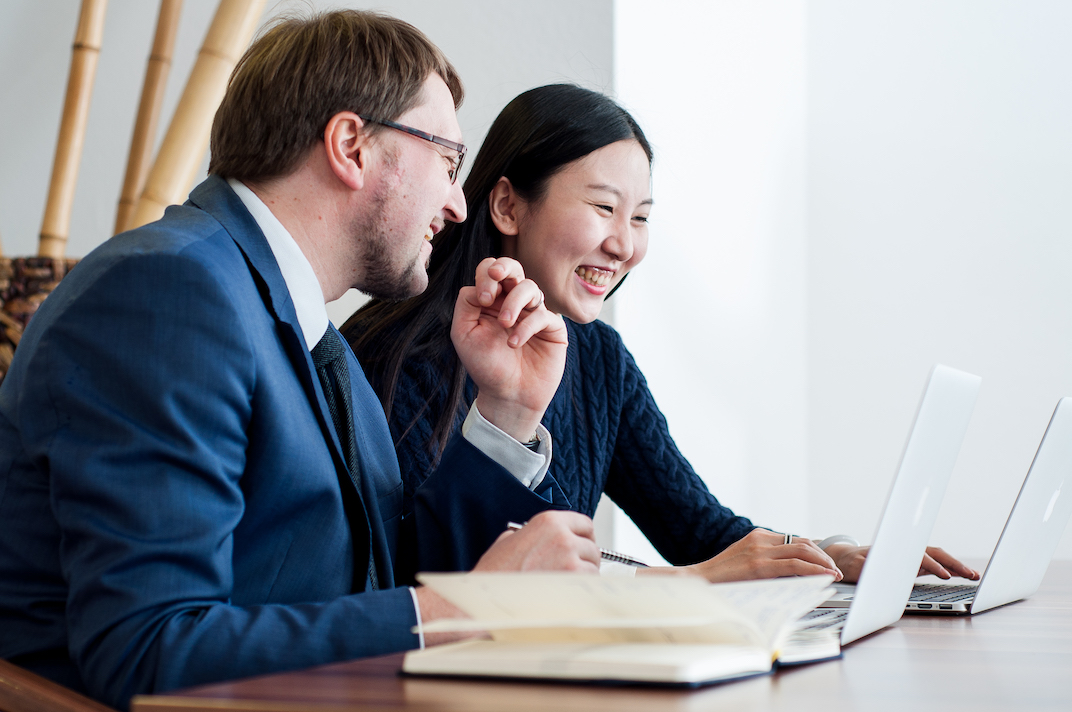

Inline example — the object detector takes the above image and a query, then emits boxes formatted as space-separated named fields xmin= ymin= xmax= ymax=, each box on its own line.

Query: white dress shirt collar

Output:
xmin=228 ymin=178 xmax=329 ymax=351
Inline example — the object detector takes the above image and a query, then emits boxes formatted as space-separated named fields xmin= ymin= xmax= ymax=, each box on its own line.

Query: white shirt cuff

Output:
xmin=599 ymin=560 xmax=638 ymax=577
xmin=461 ymin=402 xmax=551 ymax=490
xmin=408 ymin=586 xmax=425 ymax=649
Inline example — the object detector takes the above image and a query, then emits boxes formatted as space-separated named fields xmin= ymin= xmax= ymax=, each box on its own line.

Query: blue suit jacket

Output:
xmin=0 ymin=176 xmax=537 ymax=708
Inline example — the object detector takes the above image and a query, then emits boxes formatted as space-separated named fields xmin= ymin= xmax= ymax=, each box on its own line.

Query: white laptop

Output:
xmin=800 ymin=364 xmax=981 ymax=645
xmin=905 ymin=396 xmax=1072 ymax=615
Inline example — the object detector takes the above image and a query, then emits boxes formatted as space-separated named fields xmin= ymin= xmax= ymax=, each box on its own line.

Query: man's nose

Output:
xmin=445 ymin=178 xmax=467 ymax=224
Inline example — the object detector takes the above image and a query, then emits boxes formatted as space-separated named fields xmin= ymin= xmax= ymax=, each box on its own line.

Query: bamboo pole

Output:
xmin=129 ymin=0 xmax=265 ymax=230
xmin=38 ymin=0 xmax=109 ymax=259
xmin=114 ymin=0 xmax=183 ymax=235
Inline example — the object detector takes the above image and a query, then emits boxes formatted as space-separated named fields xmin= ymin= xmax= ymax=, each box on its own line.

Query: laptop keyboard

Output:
xmin=909 ymin=583 xmax=977 ymax=603
xmin=796 ymin=608 xmax=849 ymax=632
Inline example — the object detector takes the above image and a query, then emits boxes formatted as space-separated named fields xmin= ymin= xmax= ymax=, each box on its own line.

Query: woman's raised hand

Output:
xmin=451 ymin=257 xmax=568 ymax=441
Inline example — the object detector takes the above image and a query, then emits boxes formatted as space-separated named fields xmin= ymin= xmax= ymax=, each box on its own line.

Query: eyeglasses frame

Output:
xmin=358 ymin=115 xmax=467 ymax=184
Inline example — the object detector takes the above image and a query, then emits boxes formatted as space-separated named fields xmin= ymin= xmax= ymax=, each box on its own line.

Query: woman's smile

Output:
xmin=575 ymin=266 xmax=614 ymax=293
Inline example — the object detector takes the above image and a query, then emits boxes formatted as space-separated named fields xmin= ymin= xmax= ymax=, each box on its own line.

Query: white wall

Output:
xmin=608 ymin=0 xmax=1072 ymax=564
xmin=609 ymin=1 xmax=809 ymax=565
xmin=808 ymin=0 xmax=1072 ymax=560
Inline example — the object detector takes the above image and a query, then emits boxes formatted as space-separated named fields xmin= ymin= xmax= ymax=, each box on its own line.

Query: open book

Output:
xmin=403 ymin=573 xmax=839 ymax=687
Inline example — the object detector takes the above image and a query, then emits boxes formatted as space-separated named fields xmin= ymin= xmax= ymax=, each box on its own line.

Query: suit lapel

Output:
xmin=188 ymin=177 xmax=375 ymax=591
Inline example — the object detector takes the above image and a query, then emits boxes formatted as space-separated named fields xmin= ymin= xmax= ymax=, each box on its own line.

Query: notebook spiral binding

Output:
xmin=599 ymin=548 xmax=649 ymax=568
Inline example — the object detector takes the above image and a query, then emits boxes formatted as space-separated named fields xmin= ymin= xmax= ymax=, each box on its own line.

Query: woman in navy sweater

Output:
xmin=342 ymin=84 xmax=976 ymax=584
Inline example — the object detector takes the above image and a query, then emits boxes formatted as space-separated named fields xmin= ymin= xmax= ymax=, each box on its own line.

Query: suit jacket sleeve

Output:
xmin=25 ymin=250 xmax=416 ymax=709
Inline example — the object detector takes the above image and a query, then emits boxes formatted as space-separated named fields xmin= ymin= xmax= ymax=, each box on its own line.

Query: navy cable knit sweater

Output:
xmin=372 ymin=318 xmax=755 ymax=567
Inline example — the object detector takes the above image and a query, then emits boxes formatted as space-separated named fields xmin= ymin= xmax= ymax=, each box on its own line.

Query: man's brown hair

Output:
xmin=209 ymin=10 xmax=463 ymax=182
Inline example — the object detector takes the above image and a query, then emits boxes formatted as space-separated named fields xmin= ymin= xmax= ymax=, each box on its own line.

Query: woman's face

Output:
xmin=498 ymin=139 xmax=652 ymax=324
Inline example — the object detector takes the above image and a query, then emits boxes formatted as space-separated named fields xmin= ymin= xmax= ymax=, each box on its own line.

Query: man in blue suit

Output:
xmin=0 ymin=10 xmax=599 ymax=709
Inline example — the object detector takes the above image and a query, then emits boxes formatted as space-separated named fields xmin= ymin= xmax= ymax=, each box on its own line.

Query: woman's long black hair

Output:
xmin=342 ymin=84 xmax=652 ymax=460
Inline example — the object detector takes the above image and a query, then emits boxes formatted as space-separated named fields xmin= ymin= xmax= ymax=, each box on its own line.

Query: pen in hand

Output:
xmin=506 ymin=521 xmax=649 ymax=568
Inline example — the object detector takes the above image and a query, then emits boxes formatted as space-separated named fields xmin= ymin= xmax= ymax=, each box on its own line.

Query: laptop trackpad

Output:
xmin=817 ymin=582 xmax=855 ymax=608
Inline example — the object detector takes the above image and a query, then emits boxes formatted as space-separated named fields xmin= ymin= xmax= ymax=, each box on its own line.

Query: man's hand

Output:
xmin=824 ymin=544 xmax=981 ymax=583
xmin=684 ymin=529 xmax=844 ymax=583
xmin=473 ymin=511 xmax=601 ymax=573
xmin=451 ymin=257 xmax=567 ymax=441
xmin=414 ymin=511 xmax=599 ymax=646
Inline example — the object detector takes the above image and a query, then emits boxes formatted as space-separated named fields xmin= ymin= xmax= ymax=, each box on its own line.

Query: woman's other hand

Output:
xmin=823 ymin=544 xmax=981 ymax=583
xmin=681 ymin=529 xmax=844 ymax=583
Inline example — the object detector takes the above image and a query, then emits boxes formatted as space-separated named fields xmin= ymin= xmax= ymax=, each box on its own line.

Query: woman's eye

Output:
xmin=632 ymin=215 xmax=649 ymax=224
xmin=594 ymin=204 xmax=614 ymax=214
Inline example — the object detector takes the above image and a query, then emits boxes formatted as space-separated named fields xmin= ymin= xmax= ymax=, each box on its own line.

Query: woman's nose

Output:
xmin=602 ymin=224 xmax=634 ymax=263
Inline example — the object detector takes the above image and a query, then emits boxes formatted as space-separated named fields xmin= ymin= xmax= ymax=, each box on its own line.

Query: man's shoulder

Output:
xmin=97 ymin=175 xmax=257 ymax=265
xmin=22 ymin=197 xmax=260 ymax=356
xmin=80 ymin=184 xmax=259 ymax=290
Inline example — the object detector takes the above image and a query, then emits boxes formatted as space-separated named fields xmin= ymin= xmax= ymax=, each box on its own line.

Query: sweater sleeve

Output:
xmin=596 ymin=324 xmax=755 ymax=565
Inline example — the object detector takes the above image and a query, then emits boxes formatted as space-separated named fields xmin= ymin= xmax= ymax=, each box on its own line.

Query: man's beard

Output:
xmin=351 ymin=184 xmax=429 ymax=302
xmin=357 ymin=238 xmax=426 ymax=302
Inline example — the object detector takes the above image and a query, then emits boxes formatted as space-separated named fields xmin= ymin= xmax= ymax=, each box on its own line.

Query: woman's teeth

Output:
xmin=576 ymin=267 xmax=612 ymax=287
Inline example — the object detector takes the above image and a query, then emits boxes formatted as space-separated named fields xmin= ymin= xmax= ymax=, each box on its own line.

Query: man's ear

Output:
xmin=488 ymin=177 xmax=522 ymax=235
xmin=323 ymin=112 xmax=368 ymax=191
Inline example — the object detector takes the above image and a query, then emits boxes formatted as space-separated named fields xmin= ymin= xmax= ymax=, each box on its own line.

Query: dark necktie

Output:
xmin=311 ymin=327 xmax=378 ymax=591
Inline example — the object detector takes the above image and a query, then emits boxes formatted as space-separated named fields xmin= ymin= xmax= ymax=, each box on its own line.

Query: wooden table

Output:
xmin=132 ymin=562 xmax=1072 ymax=712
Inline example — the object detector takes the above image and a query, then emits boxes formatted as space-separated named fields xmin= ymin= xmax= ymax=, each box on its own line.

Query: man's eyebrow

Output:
xmin=587 ymin=183 xmax=654 ymax=207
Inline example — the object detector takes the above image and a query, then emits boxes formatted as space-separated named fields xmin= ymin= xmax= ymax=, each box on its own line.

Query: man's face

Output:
xmin=352 ymin=74 xmax=468 ymax=301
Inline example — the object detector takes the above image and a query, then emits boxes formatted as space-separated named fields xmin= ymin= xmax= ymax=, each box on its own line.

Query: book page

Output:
xmin=702 ymin=577 xmax=837 ymax=645
xmin=417 ymin=572 xmax=833 ymax=649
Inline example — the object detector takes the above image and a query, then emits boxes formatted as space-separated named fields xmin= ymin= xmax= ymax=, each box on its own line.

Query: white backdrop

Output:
xmin=608 ymin=0 xmax=1072 ymax=563
xmin=608 ymin=1 xmax=809 ymax=565
xmin=807 ymin=0 xmax=1072 ymax=561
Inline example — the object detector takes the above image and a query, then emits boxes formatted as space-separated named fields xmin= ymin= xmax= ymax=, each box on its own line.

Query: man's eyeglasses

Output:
xmin=359 ymin=115 xmax=467 ymax=184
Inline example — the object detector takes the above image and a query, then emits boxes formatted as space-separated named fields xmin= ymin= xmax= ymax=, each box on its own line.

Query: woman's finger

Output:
xmin=757 ymin=557 xmax=841 ymax=581
xmin=919 ymin=552 xmax=952 ymax=579
xmin=925 ymin=546 xmax=979 ymax=580
xmin=474 ymin=257 xmax=525 ymax=306
xmin=498 ymin=279 xmax=545 ymax=327
xmin=773 ymin=543 xmax=843 ymax=581
xmin=505 ymin=308 xmax=567 ymax=349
